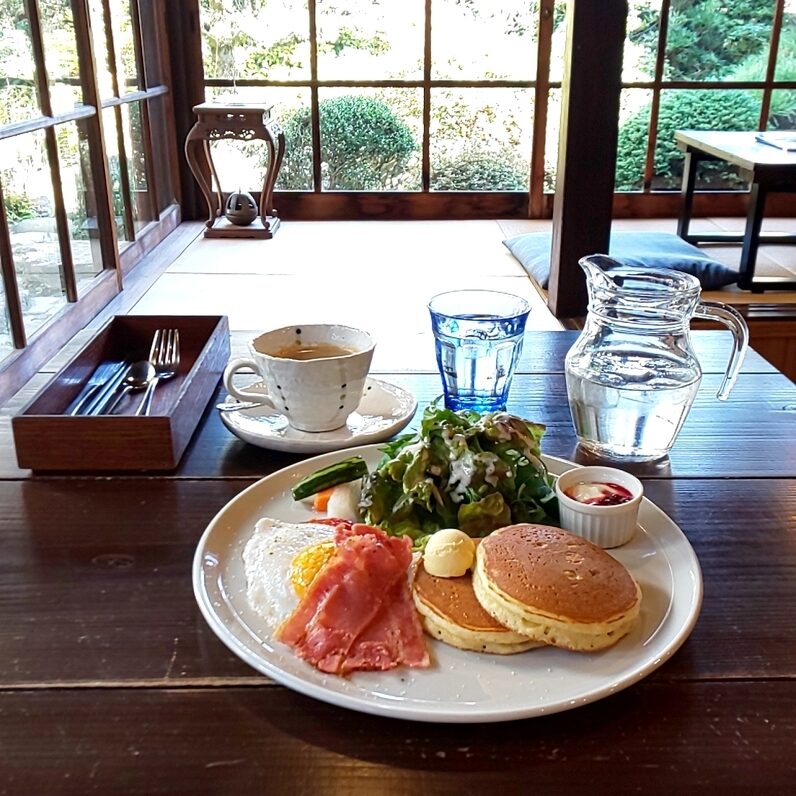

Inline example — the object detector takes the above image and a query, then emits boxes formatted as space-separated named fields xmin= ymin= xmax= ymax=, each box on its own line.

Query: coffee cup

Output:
xmin=222 ymin=324 xmax=375 ymax=432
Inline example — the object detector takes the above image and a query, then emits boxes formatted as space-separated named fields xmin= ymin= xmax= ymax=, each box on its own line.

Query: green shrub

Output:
xmin=431 ymin=151 xmax=527 ymax=191
xmin=3 ymin=191 xmax=37 ymax=225
xmin=277 ymin=95 xmax=416 ymax=190
xmin=615 ymin=89 xmax=761 ymax=191
xmin=629 ymin=0 xmax=774 ymax=81
xmin=729 ymin=25 xmax=796 ymax=127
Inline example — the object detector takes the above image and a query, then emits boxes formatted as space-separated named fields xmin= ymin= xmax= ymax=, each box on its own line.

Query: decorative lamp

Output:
xmin=184 ymin=102 xmax=285 ymax=239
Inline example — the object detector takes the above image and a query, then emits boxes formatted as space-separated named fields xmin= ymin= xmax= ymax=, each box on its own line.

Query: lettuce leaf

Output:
xmin=359 ymin=399 xmax=558 ymax=543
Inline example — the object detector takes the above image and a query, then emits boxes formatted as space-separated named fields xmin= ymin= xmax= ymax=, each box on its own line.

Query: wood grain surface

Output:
xmin=1 ymin=330 xmax=794 ymax=793
xmin=1 ymin=683 xmax=794 ymax=794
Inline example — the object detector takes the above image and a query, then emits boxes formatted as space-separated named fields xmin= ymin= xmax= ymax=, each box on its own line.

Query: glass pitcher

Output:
xmin=565 ymin=255 xmax=749 ymax=462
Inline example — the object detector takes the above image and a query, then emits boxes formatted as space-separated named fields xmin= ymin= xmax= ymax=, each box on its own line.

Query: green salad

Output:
xmin=359 ymin=402 xmax=558 ymax=543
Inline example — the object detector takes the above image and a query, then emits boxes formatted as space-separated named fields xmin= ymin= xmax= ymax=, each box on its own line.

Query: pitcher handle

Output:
xmin=694 ymin=301 xmax=749 ymax=400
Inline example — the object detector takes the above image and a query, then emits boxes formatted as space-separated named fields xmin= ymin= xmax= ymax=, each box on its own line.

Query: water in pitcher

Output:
xmin=566 ymin=371 xmax=700 ymax=461
xmin=564 ymin=256 xmax=749 ymax=462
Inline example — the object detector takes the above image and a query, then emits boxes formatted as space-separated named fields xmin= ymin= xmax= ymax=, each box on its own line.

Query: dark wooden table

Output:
xmin=675 ymin=129 xmax=796 ymax=292
xmin=1 ymin=331 xmax=795 ymax=794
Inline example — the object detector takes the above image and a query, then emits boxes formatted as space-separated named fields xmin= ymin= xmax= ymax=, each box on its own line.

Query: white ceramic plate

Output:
xmin=193 ymin=445 xmax=703 ymax=723
xmin=219 ymin=377 xmax=417 ymax=454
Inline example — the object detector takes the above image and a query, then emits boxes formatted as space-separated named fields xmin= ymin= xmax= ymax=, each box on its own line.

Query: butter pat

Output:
xmin=423 ymin=529 xmax=476 ymax=577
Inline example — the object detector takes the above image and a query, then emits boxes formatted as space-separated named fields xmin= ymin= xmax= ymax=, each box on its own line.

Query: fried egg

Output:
xmin=243 ymin=517 xmax=335 ymax=632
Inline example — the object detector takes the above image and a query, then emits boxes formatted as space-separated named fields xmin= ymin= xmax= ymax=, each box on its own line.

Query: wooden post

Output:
xmin=547 ymin=0 xmax=627 ymax=319
xmin=165 ymin=0 xmax=207 ymax=220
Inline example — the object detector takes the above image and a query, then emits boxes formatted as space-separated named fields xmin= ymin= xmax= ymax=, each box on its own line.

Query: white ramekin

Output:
xmin=554 ymin=465 xmax=643 ymax=548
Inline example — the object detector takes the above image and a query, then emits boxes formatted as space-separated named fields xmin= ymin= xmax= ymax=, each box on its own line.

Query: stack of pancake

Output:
xmin=412 ymin=524 xmax=641 ymax=655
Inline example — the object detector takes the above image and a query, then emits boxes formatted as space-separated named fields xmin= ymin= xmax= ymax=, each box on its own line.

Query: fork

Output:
xmin=135 ymin=328 xmax=180 ymax=416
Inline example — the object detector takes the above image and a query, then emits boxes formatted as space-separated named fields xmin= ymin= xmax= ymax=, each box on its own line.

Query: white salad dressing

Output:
xmin=400 ymin=440 xmax=426 ymax=458
xmin=447 ymin=451 xmax=475 ymax=501
xmin=482 ymin=454 xmax=502 ymax=487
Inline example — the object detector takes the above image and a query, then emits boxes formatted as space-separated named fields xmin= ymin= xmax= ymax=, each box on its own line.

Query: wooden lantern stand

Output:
xmin=184 ymin=102 xmax=285 ymax=239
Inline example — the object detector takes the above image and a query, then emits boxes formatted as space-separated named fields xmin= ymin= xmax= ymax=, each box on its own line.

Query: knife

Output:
xmin=69 ymin=361 xmax=127 ymax=416
xmin=83 ymin=362 xmax=132 ymax=415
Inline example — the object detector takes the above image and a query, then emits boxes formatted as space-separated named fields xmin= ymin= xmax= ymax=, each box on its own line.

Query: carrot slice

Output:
xmin=312 ymin=487 xmax=334 ymax=512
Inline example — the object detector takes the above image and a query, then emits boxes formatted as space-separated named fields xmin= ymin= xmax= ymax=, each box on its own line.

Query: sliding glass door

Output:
xmin=618 ymin=0 xmax=796 ymax=212
xmin=0 ymin=0 xmax=177 ymax=397
xmin=197 ymin=0 xmax=796 ymax=219
xmin=198 ymin=0 xmax=566 ymax=218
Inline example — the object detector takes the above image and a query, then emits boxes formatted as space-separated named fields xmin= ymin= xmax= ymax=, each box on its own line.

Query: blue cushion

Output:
xmin=503 ymin=231 xmax=738 ymax=290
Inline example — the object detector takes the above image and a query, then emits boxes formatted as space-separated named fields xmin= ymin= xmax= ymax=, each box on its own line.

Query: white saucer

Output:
xmin=219 ymin=377 xmax=417 ymax=454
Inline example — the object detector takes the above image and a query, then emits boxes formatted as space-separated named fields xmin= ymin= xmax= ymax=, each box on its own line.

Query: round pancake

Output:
xmin=412 ymin=558 xmax=540 ymax=654
xmin=473 ymin=524 xmax=641 ymax=652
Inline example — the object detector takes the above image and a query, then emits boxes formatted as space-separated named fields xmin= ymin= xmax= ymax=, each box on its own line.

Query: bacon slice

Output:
xmin=275 ymin=524 xmax=429 ymax=674
xmin=305 ymin=518 xmax=355 ymax=529
xmin=340 ymin=576 xmax=430 ymax=674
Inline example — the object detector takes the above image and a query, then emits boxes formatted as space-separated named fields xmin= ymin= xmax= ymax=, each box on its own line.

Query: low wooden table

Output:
xmin=675 ymin=129 xmax=796 ymax=292
xmin=1 ymin=331 xmax=795 ymax=792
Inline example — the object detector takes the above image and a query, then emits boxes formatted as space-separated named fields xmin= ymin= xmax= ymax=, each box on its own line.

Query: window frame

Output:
xmin=618 ymin=0 xmax=796 ymax=217
xmin=0 ymin=0 xmax=179 ymax=401
xmin=194 ymin=0 xmax=796 ymax=221
xmin=199 ymin=0 xmax=560 ymax=220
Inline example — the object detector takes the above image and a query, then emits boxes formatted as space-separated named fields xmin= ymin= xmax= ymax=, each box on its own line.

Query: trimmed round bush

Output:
xmin=431 ymin=151 xmax=528 ymax=191
xmin=277 ymin=95 xmax=416 ymax=191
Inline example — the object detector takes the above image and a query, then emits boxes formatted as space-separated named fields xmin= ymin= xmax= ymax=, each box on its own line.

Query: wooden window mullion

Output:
xmin=308 ymin=0 xmax=321 ymax=193
xmin=422 ymin=0 xmax=431 ymax=192
xmin=0 ymin=179 xmax=27 ymax=347
xmin=24 ymin=0 xmax=78 ymax=302
xmin=98 ymin=0 xmax=136 ymax=239
xmin=760 ymin=0 xmax=785 ymax=128
xmin=100 ymin=0 xmax=120 ymax=98
xmin=72 ymin=0 xmax=121 ymax=284
xmin=530 ymin=0 xmax=554 ymax=218
xmin=0 ymin=107 xmax=96 ymax=141
xmin=43 ymin=127 xmax=78 ymax=301
xmin=136 ymin=101 xmax=159 ymax=220
xmin=112 ymin=104 xmax=137 ymax=239
xmin=642 ymin=0 xmax=670 ymax=192
xmin=129 ymin=0 xmax=159 ymax=219
xmin=152 ymin=0 xmax=181 ymax=208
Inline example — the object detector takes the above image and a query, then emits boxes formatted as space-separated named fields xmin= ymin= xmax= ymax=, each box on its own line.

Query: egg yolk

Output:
xmin=290 ymin=541 xmax=335 ymax=597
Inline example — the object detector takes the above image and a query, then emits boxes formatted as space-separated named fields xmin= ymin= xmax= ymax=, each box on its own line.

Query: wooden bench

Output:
xmin=696 ymin=293 xmax=796 ymax=382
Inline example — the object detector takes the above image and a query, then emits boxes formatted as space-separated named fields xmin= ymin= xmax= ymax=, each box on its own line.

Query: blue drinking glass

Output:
xmin=428 ymin=290 xmax=531 ymax=413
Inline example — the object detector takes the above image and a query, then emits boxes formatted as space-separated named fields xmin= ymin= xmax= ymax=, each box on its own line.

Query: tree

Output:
xmin=200 ymin=0 xmax=391 ymax=80
xmin=278 ymin=96 xmax=416 ymax=190
xmin=729 ymin=24 xmax=796 ymax=127
xmin=617 ymin=1 xmax=794 ymax=192
xmin=629 ymin=0 xmax=775 ymax=80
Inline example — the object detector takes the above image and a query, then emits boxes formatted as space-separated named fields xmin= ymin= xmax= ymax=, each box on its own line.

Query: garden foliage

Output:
xmin=278 ymin=96 xmax=416 ymax=191
xmin=615 ymin=90 xmax=761 ymax=191
xmin=432 ymin=151 xmax=527 ymax=191
xmin=618 ymin=0 xmax=796 ymax=191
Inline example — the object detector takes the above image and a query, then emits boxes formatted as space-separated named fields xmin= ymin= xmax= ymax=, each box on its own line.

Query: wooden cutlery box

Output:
xmin=12 ymin=315 xmax=230 ymax=472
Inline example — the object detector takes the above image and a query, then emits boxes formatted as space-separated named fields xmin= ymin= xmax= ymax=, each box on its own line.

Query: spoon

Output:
xmin=103 ymin=361 xmax=156 ymax=415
